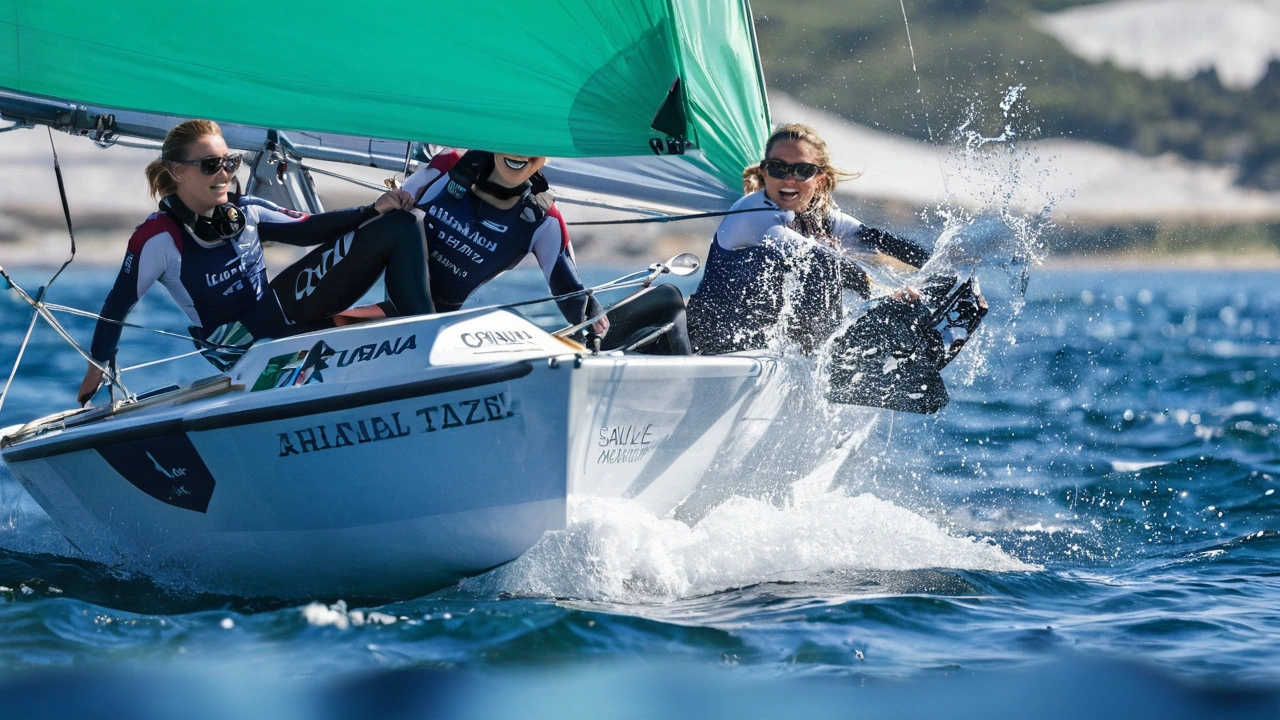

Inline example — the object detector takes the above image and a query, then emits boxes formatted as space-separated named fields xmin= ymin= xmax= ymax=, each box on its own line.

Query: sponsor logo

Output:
xmin=460 ymin=329 xmax=535 ymax=350
xmin=123 ymin=251 xmax=134 ymax=275
xmin=598 ymin=424 xmax=654 ymax=447
xmin=596 ymin=423 xmax=657 ymax=465
xmin=431 ymin=249 xmax=469 ymax=278
xmin=293 ymin=233 xmax=355 ymax=300
xmin=416 ymin=392 xmax=512 ymax=432
xmin=252 ymin=341 xmax=336 ymax=391
xmin=427 ymin=205 xmax=499 ymax=252
xmin=147 ymin=451 xmax=187 ymax=479
xmin=334 ymin=335 xmax=417 ymax=367
xmin=278 ymin=411 xmax=413 ymax=457
xmin=277 ymin=391 xmax=514 ymax=457
xmin=206 ymin=263 xmax=242 ymax=288
xmin=96 ymin=433 xmax=216 ymax=513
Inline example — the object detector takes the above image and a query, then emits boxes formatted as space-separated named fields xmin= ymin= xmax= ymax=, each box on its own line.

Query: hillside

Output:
xmin=751 ymin=0 xmax=1280 ymax=191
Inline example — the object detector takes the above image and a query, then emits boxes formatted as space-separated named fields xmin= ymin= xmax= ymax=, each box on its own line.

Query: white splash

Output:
xmin=301 ymin=599 xmax=399 ymax=630
xmin=465 ymin=491 xmax=1034 ymax=604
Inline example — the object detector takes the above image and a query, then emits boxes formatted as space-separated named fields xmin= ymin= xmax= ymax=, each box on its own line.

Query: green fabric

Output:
xmin=674 ymin=0 xmax=772 ymax=192
xmin=0 ymin=0 xmax=769 ymax=187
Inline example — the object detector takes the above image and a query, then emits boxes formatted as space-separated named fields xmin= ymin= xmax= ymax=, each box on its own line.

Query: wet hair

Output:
xmin=144 ymin=119 xmax=223 ymax=199
xmin=742 ymin=122 xmax=859 ymax=218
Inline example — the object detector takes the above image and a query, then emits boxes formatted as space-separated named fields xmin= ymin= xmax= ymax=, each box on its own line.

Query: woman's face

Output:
xmin=762 ymin=139 xmax=826 ymax=213
xmin=170 ymin=134 xmax=234 ymax=213
xmin=489 ymin=154 xmax=547 ymax=188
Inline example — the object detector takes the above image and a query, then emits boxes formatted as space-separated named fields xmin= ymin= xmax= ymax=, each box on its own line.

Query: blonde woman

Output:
xmin=686 ymin=123 xmax=931 ymax=355
xmin=77 ymin=119 xmax=433 ymax=404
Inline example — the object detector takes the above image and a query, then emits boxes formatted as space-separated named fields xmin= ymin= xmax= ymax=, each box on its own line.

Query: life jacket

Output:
xmin=444 ymin=150 xmax=549 ymax=225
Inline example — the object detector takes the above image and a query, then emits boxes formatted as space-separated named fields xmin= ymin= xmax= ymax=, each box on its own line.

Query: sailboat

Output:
xmin=0 ymin=1 xmax=967 ymax=600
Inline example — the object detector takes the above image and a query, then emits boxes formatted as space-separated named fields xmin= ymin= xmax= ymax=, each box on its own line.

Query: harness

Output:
xmin=159 ymin=194 xmax=246 ymax=247
xmin=443 ymin=150 xmax=549 ymax=224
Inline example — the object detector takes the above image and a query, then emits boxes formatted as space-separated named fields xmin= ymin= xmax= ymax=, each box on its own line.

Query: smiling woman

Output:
xmin=685 ymin=122 xmax=936 ymax=356
xmin=402 ymin=149 xmax=611 ymax=337
xmin=77 ymin=119 xmax=437 ymax=405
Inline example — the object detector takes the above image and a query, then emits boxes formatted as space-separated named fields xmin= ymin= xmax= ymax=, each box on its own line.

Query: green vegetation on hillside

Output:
xmin=752 ymin=0 xmax=1280 ymax=190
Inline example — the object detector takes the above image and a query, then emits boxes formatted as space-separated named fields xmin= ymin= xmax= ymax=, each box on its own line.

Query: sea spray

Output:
xmin=463 ymin=491 xmax=1035 ymax=604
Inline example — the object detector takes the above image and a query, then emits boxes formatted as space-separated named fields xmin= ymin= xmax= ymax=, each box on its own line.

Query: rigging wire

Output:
xmin=0 ymin=301 xmax=39 ymax=417
xmin=897 ymin=0 xmax=951 ymax=198
xmin=292 ymin=160 xmax=389 ymax=192
xmin=565 ymin=206 xmax=776 ymax=226
xmin=40 ymin=303 xmax=200 ymax=342
xmin=43 ymin=128 xmax=78 ymax=292
xmin=0 ymin=131 xmax=134 ymax=416
xmin=287 ymin=155 xmax=780 ymax=227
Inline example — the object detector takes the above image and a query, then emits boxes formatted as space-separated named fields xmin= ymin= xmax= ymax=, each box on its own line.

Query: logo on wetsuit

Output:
xmin=293 ymin=234 xmax=355 ymax=300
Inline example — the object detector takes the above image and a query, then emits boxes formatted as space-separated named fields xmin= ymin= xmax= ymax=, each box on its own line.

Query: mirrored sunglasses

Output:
xmin=761 ymin=158 xmax=822 ymax=180
xmin=173 ymin=154 xmax=243 ymax=175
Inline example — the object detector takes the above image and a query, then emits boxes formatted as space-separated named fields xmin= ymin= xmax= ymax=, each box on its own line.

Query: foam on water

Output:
xmin=465 ymin=487 xmax=1034 ymax=604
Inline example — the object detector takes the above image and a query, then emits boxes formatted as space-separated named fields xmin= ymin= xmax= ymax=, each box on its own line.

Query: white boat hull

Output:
xmin=1 ymin=310 xmax=778 ymax=599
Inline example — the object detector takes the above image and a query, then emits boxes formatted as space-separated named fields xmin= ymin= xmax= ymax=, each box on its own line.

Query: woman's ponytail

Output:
xmin=145 ymin=118 xmax=223 ymax=199
xmin=145 ymin=158 xmax=178 ymax=198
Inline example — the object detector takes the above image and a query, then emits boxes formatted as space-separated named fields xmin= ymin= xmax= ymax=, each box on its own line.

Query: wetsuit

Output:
xmin=89 ymin=196 xmax=431 ymax=365
xmin=402 ymin=151 xmax=592 ymax=324
xmin=686 ymin=190 xmax=931 ymax=355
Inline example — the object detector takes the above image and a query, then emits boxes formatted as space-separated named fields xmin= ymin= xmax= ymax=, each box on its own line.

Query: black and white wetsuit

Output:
xmin=89 ymin=196 xmax=430 ymax=364
xmin=686 ymin=190 xmax=931 ymax=355
xmin=401 ymin=151 xmax=591 ymax=324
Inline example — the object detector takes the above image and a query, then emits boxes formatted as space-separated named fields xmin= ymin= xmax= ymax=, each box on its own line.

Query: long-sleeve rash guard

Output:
xmin=687 ymin=190 xmax=932 ymax=355
xmin=89 ymin=196 xmax=377 ymax=362
xmin=402 ymin=151 xmax=590 ymax=324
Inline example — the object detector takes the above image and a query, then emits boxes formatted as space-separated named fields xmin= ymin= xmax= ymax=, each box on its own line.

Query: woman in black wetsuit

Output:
xmin=77 ymin=118 xmax=434 ymax=404
xmin=686 ymin=123 xmax=932 ymax=355
xmin=402 ymin=148 xmax=690 ymax=354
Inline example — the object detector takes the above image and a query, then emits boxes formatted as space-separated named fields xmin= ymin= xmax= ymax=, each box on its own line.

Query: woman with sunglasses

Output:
xmin=77 ymin=118 xmax=434 ymax=404
xmin=401 ymin=149 xmax=693 ymax=353
xmin=686 ymin=123 xmax=933 ymax=355
xmin=401 ymin=149 xmax=627 ymax=342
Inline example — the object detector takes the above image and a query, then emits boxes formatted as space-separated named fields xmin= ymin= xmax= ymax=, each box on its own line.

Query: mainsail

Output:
xmin=0 ymin=0 xmax=770 ymax=204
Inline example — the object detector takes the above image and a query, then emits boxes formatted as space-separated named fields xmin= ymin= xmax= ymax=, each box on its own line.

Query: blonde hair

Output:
xmin=144 ymin=119 xmax=223 ymax=198
xmin=742 ymin=123 xmax=859 ymax=217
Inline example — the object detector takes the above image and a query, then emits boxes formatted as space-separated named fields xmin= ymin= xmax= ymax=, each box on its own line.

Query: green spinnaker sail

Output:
xmin=0 ymin=0 xmax=770 ymax=188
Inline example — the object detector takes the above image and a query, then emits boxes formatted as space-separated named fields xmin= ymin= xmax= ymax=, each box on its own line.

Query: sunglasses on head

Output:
xmin=172 ymin=154 xmax=243 ymax=175
xmin=760 ymin=158 xmax=822 ymax=180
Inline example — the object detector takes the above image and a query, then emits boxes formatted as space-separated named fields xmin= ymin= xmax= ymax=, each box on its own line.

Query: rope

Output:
xmin=293 ymin=160 xmax=390 ymax=192
xmin=565 ymin=206 xmax=776 ymax=227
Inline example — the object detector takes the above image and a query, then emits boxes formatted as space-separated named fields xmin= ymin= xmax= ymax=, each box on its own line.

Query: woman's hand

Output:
xmin=591 ymin=315 xmax=610 ymax=338
xmin=373 ymin=189 xmax=415 ymax=214
xmin=891 ymin=286 xmax=922 ymax=302
xmin=77 ymin=363 xmax=104 ymax=406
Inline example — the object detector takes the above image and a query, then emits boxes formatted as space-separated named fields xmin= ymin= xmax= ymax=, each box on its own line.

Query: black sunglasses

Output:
xmin=761 ymin=158 xmax=823 ymax=180
xmin=172 ymin=154 xmax=243 ymax=175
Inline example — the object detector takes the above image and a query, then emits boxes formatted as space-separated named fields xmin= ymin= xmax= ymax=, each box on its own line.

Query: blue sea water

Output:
xmin=0 ymin=262 xmax=1278 ymax=718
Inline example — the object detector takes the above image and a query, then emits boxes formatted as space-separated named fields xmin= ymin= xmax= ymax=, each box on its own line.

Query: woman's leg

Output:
xmin=270 ymin=210 xmax=433 ymax=326
xmin=600 ymin=284 xmax=691 ymax=355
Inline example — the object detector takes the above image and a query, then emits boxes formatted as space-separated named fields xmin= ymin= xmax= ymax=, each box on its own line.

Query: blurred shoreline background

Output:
xmin=4 ymin=0 xmax=1280 ymax=269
